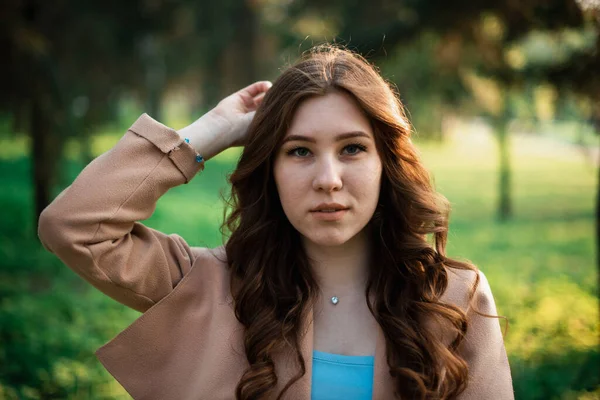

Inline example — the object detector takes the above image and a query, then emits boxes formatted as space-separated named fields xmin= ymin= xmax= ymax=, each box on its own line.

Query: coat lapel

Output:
xmin=274 ymin=307 xmax=314 ymax=399
xmin=372 ymin=325 xmax=396 ymax=399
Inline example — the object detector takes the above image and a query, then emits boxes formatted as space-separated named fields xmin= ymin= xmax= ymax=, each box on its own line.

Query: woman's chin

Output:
xmin=303 ymin=232 xmax=353 ymax=248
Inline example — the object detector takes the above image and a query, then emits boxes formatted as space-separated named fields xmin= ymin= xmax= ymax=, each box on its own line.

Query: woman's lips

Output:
xmin=310 ymin=209 xmax=349 ymax=221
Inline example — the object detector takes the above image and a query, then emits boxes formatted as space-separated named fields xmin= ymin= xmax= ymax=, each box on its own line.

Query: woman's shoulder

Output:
xmin=440 ymin=267 xmax=513 ymax=397
xmin=441 ymin=266 xmax=495 ymax=314
xmin=191 ymin=245 xmax=228 ymax=267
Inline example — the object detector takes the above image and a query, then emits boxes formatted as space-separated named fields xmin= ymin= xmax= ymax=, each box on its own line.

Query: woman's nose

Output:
xmin=312 ymin=156 xmax=343 ymax=192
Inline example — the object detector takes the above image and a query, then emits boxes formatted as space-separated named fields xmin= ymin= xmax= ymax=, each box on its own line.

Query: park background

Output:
xmin=1 ymin=0 xmax=599 ymax=399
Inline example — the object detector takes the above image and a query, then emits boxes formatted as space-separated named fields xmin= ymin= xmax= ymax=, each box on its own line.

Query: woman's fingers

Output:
xmin=253 ymin=92 xmax=267 ymax=107
xmin=238 ymin=91 xmax=256 ymax=110
xmin=239 ymin=81 xmax=272 ymax=98
xmin=238 ymin=82 xmax=270 ymax=112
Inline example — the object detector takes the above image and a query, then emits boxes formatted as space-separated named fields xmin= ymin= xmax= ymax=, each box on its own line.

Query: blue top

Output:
xmin=311 ymin=350 xmax=374 ymax=400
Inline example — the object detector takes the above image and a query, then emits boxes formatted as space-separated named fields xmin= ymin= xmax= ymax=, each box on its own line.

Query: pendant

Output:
xmin=331 ymin=296 xmax=339 ymax=305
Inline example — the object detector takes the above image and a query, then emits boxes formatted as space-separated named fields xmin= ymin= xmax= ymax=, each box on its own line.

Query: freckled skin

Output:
xmin=273 ymin=91 xmax=383 ymax=248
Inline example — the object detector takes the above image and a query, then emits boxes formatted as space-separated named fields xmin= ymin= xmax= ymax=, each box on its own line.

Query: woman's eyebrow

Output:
xmin=282 ymin=131 xmax=371 ymax=144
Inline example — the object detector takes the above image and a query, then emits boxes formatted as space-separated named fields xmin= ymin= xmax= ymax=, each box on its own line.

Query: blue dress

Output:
xmin=310 ymin=350 xmax=374 ymax=400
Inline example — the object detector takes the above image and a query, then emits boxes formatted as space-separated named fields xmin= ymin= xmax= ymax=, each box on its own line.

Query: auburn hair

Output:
xmin=223 ymin=43 xmax=482 ymax=399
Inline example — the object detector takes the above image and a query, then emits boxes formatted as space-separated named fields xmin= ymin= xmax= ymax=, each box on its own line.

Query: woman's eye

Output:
xmin=342 ymin=143 xmax=367 ymax=155
xmin=287 ymin=147 xmax=311 ymax=157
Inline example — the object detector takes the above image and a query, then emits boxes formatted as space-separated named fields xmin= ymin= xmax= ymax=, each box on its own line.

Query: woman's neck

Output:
xmin=303 ymin=230 xmax=370 ymax=297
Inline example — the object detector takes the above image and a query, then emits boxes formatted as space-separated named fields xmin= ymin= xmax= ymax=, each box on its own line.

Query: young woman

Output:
xmin=38 ymin=44 xmax=513 ymax=399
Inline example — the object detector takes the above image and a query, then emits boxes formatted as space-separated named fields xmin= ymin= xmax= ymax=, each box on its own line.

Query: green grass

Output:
xmin=0 ymin=127 xmax=598 ymax=399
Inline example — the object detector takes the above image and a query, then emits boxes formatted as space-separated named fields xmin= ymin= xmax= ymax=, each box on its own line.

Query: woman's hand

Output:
xmin=177 ymin=81 xmax=272 ymax=161
xmin=212 ymin=80 xmax=272 ymax=147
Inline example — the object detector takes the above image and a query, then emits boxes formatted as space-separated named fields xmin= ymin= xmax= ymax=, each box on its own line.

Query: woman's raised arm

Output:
xmin=37 ymin=81 xmax=271 ymax=313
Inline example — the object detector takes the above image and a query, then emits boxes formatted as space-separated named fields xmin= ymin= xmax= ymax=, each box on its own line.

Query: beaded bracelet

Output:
xmin=184 ymin=138 xmax=205 ymax=164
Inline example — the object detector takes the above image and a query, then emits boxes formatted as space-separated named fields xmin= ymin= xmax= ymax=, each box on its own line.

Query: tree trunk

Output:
xmin=31 ymin=99 xmax=57 ymax=234
xmin=204 ymin=54 xmax=223 ymax=109
xmin=495 ymin=114 xmax=512 ymax=221
xmin=220 ymin=0 xmax=258 ymax=95
xmin=235 ymin=0 xmax=257 ymax=87
xmin=142 ymin=35 xmax=165 ymax=122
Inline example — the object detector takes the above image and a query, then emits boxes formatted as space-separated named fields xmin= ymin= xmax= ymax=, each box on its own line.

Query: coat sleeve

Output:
xmin=37 ymin=114 xmax=207 ymax=313
xmin=457 ymin=270 xmax=514 ymax=399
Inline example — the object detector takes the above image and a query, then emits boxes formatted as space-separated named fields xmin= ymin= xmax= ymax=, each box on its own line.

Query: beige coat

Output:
xmin=37 ymin=114 xmax=514 ymax=399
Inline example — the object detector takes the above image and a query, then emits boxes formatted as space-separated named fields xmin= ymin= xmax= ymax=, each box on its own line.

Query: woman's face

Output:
xmin=273 ymin=90 xmax=382 ymax=247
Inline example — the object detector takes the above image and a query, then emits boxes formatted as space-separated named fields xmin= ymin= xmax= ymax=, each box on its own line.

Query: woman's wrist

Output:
xmin=177 ymin=110 xmax=232 ymax=162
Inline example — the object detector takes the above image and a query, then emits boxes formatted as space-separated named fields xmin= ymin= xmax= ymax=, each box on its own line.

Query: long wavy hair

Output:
xmin=223 ymin=44 xmax=482 ymax=400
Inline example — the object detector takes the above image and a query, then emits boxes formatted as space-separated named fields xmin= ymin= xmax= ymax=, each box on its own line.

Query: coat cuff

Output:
xmin=128 ymin=113 xmax=205 ymax=183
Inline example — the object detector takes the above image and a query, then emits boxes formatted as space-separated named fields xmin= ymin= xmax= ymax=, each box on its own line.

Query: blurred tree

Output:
xmin=0 ymin=0 xmax=180 ymax=231
xmin=166 ymin=0 xmax=265 ymax=111
xmin=0 ymin=0 xmax=267 ymax=234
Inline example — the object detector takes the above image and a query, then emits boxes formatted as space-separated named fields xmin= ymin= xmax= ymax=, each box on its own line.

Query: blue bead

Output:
xmin=196 ymin=155 xmax=204 ymax=163
xmin=184 ymin=138 xmax=190 ymax=143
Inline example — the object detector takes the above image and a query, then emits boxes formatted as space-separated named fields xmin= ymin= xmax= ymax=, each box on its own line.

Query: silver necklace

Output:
xmin=330 ymin=296 xmax=339 ymax=305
